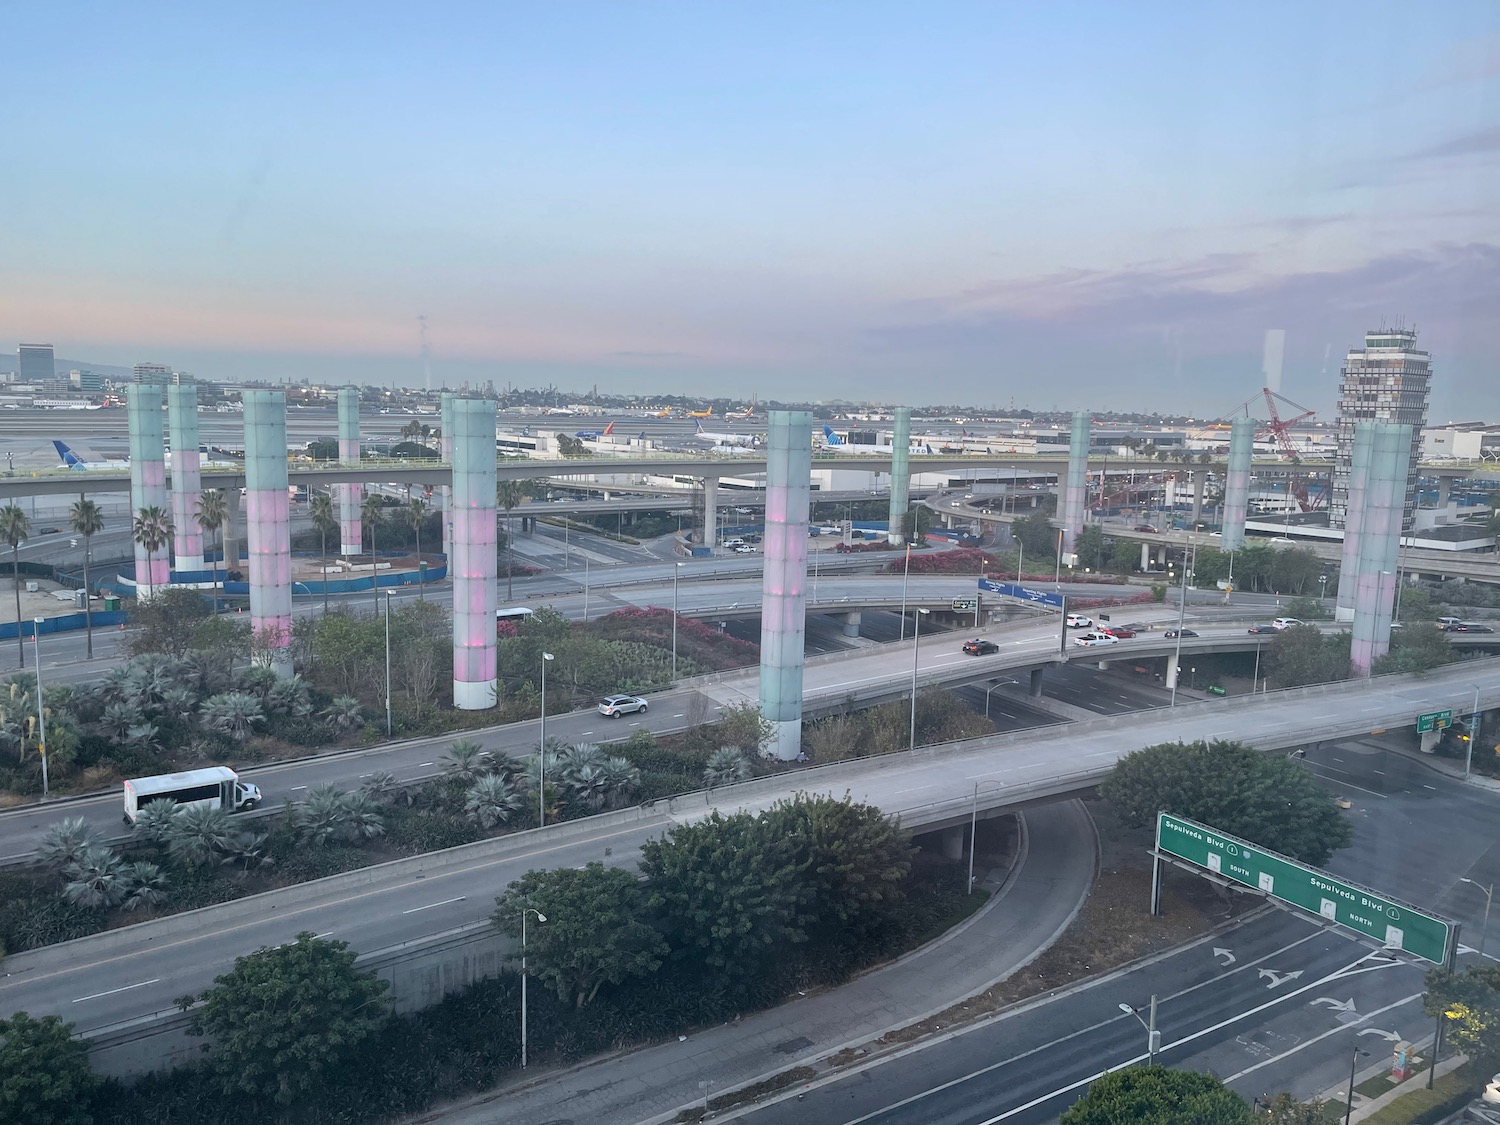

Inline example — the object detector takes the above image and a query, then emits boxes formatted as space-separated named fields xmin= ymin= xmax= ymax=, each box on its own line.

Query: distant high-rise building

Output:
xmin=133 ymin=362 xmax=173 ymax=385
xmin=18 ymin=344 xmax=54 ymax=384
xmin=70 ymin=369 xmax=106 ymax=393
xmin=1329 ymin=328 xmax=1431 ymax=529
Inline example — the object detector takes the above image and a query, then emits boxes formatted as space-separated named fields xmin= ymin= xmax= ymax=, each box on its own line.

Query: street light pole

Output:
xmin=984 ymin=678 xmax=1019 ymax=719
xmin=1462 ymin=878 xmax=1494 ymax=961
xmin=383 ymin=592 xmax=393 ymax=737
xmin=1054 ymin=528 xmax=1063 ymax=588
xmin=32 ymin=618 xmax=48 ymax=798
xmin=1466 ymin=684 xmax=1482 ymax=780
xmin=909 ymin=608 xmax=929 ymax=751
xmin=899 ymin=543 xmax=911 ymax=641
xmin=1344 ymin=1047 xmax=1368 ymax=1125
xmin=1169 ymin=529 xmax=1196 ymax=708
xmin=967 ymin=779 xmax=1007 ymax=894
xmin=520 ymin=905 xmax=547 ymax=1068
xmin=538 ymin=651 xmax=554 ymax=825
xmin=1118 ymin=996 xmax=1159 ymax=1064
xmin=583 ymin=556 xmax=589 ymax=623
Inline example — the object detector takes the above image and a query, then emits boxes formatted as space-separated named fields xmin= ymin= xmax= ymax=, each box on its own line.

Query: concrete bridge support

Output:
xmin=887 ymin=406 xmax=911 ymax=546
xmin=440 ymin=392 xmax=454 ymax=557
xmin=1335 ymin=426 xmax=1374 ymax=624
xmin=939 ymin=826 xmax=965 ymax=862
xmin=167 ymin=383 xmax=203 ymax=572
xmin=1029 ymin=666 xmax=1044 ymax=698
xmin=1165 ymin=653 xmax=1179 ymax=691
xmin=338 ymin=387 xmax=362 ymax=556
xmin=1351 ymin=423 xmax=1412 ymax=677
xmin=759 ymin=411 xmax=812 ymax=760
xmin=1059 ymin=412 xmax=1089 ymax=557
xmin=1191 ymin=471 xmax=1205 ymax=526
xmin=127 ymin=384 xmax=170 ymax=599
xmin=244 ymin=391 xmax=293 ymax=678
xmin=1141 ymin=542 xmax=1151 ymax=571
xmin=840 ymin=610 xmax=862 ymax=638
xmin=451 ymin=398 xmax=498 ymax=709
xmin=1220 ymin=417 xmax=1254 ymax=552
xmin=702 ymin=476 xmax=719 ymax=548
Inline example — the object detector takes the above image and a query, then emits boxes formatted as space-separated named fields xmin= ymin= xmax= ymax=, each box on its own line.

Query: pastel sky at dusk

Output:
xmin=4 ymin=1 xmax=1498 ymax=416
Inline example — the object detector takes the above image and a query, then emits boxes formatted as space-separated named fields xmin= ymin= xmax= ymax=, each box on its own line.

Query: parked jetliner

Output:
xmin=692 ymin=419 xmax=759 ymax=448
xmin=687 ymin=407 xmax=714 ymax=418
xmin=819 ymin=426 xmax=935 ymax=455
xmin=53 ymin=441 xmax=129 ymax=470
xmin=575 ymin=421 xmax=615 ymax=440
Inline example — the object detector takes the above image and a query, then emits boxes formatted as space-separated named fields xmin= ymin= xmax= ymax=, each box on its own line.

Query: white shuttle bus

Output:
xmin=122 ymin=767 xmax=262 ymax=824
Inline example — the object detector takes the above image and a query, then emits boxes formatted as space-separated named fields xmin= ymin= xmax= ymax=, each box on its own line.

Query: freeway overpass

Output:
xmin=1 ymin=657 xmax=1495 ymax=1075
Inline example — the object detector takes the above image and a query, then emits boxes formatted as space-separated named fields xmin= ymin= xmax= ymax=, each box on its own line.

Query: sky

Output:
xmin=3 ymin=2 xmax=1498 ymax=417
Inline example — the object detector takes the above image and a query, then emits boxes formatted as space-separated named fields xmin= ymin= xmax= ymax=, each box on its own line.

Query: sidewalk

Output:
xmin=411 ymin=799 xmax=1099 ymax=1125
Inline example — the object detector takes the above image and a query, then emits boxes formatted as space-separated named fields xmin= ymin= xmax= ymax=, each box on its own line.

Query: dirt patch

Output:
xmin=873 ymin=797 xmax=1252 ymax=1048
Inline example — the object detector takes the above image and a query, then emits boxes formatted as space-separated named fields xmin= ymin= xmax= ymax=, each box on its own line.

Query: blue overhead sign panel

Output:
xmin=979 ymin=577 xmax=1064 ymax=608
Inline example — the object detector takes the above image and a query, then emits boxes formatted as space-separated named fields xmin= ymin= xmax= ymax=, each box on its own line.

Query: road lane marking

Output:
xmin=1223 ymin=992 xmax=1422 ymax=1081
xmin=289 ymin=785 xmax=307 ymax=792
xmin=73 ymin=978 xmax=160 ymax=1003
xmin=402 ymin=896 xmax=469 ymax=915
xmin=418 ymin=762 xmax=434 ymax=767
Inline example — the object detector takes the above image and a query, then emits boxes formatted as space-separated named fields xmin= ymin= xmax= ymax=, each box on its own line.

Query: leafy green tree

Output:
xmin=1373 ymin=623 xmax=1459 ymax=675
xmin=715 ymin=702 xmax=773 ymax=756
xmin=0 ymin=503 xmax=32 ymax=669
xmin=1260 ymin=1093 xmax=1333 ymax=1123
xmin=309 ymin=610 xmax=383 ymax=700
xmin=406 ymin=497 xmax=430 ymax=599
xmin=127 ymin=587 xmax=213 ymax=659
xmin=762 ymin=795 xmax=915 ymax=943
xmin=67 ymin=499 xmax=105 ymax=660
xmin=1101 ymin=740 xmax=1353 ymax=865
xmin=1266 ymin=625 xmax=1350 ymax=688
xmin=493 ymin=862 xmax=668 ymax=1008
xmin=361 ymin=492 xmax=385 ymax=616
xmin=1012 ymin=512 xmax=1059 ymax=561
xmin=1074 ymin=525 xmax=1107 ymax=571
xmin=640 ymin=809 xmax=806 ymax=987
xmin=1109 ymin=538 xmax=1140 ymax=575
xmin=182 ymin=932 xmax=391 ymax=1109
xmin=1059 ymin=1064 xmax=1251 ymax=1125
xmin=0 ymin=1010 xmax=98 ymax=1125
xmin=1424 ymin=963 xmax=1500 ymax=1072
xmin=1281 ymin=596 xmax=1330 ymax=621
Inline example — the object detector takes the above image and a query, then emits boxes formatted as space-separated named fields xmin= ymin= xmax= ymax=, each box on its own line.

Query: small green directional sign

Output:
xmin=1416 ymin=709 xmax=1453 ymax=734
xmin=1156 ymin=812 xmax=1454 ymax=965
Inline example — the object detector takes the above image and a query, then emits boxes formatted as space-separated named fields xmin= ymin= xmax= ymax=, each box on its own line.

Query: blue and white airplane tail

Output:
xmin=822 ymin=425 xmax=846 ymax=446
xmin=53 ymin=440 xmax=89 ymax=470
xmin=693 ymin=418 xmax=704 ymax=434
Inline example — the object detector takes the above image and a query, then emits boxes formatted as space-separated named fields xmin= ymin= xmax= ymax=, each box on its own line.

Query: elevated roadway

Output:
xmin=0 ymin=651 xmax=1494 ymax=1049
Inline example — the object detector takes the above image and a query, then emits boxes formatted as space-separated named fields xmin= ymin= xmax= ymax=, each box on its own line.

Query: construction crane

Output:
xmin=1217 ymin=389 xmax=1324 ymax=511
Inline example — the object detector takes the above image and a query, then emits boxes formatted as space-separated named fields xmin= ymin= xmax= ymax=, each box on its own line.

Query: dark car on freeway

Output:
xmin=1452 ymin=623 xmax=1495 ymax=633
xmin=1164 ymin=628 xmax=1198 ymax=639
xmin=962 ymin=638 xmax=1000 ymax=655
xmin=1102 ymin=626 xmax=1136 ymax=638
xmin=1248 ymin=625 xmax=1279 ymax=635
xmin=1132 ymin=524 xmax=1159 ymax=533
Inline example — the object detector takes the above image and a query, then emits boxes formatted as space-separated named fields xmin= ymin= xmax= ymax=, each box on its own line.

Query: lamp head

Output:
xmin=542 ymin=651 xmax=554 ymax=662
xmin=1118 ymin=1003 xmax=1133 ymax=1014
xmin=536 ymin=911 xmax=547 ymax=923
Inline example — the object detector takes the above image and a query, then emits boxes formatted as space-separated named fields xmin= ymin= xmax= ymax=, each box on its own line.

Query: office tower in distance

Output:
xmin=1329 ymin=328 xmax=1431 ymax=529
xmin=18 ymin=344 xmax=55 ymax=384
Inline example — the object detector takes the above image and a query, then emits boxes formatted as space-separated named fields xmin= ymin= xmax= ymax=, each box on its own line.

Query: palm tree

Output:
xmin=68 ymin=498 xmax=105 ymax=659
xmin=132 ymin=506 xmax=175 ymax=601
xmin=309 ymin=490 xmax=337 ymax=617
xmin=294 ymin=783 xmax=355 ymax=847
xmin=442 ymin=738 xmax=492 ymax=781
xmin=131 ymin=799 xmax=183 ymax=850
xmin=167 ymin=803 xmax=239 ymax=869
xmin=62 ymin=845 xmax=127 ymax=909
xmin=464 ymin=774 xmax=527 ymax=829
xmin=496 ymin=479 xmax=526 ymax=600
xmin=201 ymin=690 xmax=263 ymax=742
xmin=704 ymin=747 xmax=754 ymax=787
xmin=323 ymin=695 xmax=365 ymax=734
xmin=0 ymin=503 xmax=31 ymax=669
xmin=196 ymin=489 xmax=228 ymax=613
xmin=120 ymin=861 xmax=171 ymax=911
xmin=35 ymin=816 xmax=103 ymax=872
xmin=361 ymin=493 xmax=385 ymax=615
xmin=406 ymin=497 xmax=429 ymax=599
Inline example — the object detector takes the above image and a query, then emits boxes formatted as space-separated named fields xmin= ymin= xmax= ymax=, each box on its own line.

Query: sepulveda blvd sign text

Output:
xmin=1156 ymin=812 xmax=1454 ymax=966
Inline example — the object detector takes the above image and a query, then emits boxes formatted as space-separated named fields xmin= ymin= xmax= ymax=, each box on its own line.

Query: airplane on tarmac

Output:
xmin=651 ymin=408 xmax=672 ymax=417
xmin=53 ymin=440 xmax=129 ymax=470
xmin=574 ymin=421 xmax=615 ymax=440
xmin=725 ymin=409 xmax=756 ymax=421
xmin=687 ymin=407 xmax=714 ymax=418
xmin=818 ymin=426 xmax=935 ymax=455
xmin=693 ymin=419 xmax=760 ymax=448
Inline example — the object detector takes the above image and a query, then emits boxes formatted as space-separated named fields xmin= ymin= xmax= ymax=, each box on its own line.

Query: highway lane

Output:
xmin=731 ymin=912 xmax=1429 ymax=1125
xmin=2 ymin=660 xmax=1495 ymax=1038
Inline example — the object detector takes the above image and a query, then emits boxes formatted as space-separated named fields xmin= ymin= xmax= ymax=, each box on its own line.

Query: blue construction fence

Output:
xmin=0 ymin=610 xmax=129 ymax=641
xmin=111 ymin=551 xmax=448 ymax=598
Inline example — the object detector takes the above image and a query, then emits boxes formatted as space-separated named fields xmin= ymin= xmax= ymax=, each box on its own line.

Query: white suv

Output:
xmin=1065 ymin=613 xmax=1093 ymax=629
xmin=1271 ymin=618 xmax=1304 ymax=630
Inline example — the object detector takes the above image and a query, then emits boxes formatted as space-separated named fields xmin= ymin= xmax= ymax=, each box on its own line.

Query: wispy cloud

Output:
xmin=1409 ymin=126 xmax=1500 ymax=160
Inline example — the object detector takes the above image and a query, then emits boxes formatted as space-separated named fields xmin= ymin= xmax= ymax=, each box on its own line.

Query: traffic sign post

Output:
xmin=1155 ymin=812 xmax=1456 ymax=966
xmin=951 ymin=597 xmax=977 ymax=613
xmin=1416 ymin=709 xmax=1453 ymax=735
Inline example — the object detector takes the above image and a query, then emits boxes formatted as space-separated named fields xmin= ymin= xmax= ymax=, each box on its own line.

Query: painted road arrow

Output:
xmin=1359 ymin=1028 xmax=1403 ymax=1042
xmin=1311 ymin=997 xmax=1358 ymax=1013
xmin=1258 ymin=969 xmax=1305 ymax=989
xmin=1213 ymin=947 xmax=1236 ymax=966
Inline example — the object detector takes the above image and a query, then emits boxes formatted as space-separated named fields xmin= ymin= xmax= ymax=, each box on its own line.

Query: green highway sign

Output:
xmin=1156 ymin=812 xmax=1454 ymax=965
xmin=952 ymin=598 xmax=978 ymax=612
xmin=1417 ymin=709 xmax=1453 ymax=734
